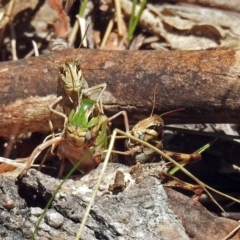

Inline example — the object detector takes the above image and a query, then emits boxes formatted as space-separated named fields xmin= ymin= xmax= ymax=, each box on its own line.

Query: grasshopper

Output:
xmin=25 ymin=24 xmax=122 ymax=176
xmin=36 ymin=70 xmax=129 ymax=176
xmin=40 ymin=98 xmax=109 ymax=176
xmin=22 ymin=96 xmax=129 ymax=177
xmin=122 ymin=112 xmax=201 ymax=166
xmin=55 ymin=98 xmax=110 ymax=176
xmin=114 ymin=86 xmax=201 ymax=165
xmin=47 ymin=25 xmax=107 ymax=129
xmin=113 ymin=111 xmax=203 ymax=198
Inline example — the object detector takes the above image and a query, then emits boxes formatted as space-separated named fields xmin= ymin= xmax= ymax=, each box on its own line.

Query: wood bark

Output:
xmin=1 ymin=48 xmax=240 ymax=137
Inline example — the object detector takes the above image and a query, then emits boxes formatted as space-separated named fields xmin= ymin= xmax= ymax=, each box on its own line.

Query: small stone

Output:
xmin=30 ymin=207 xmax=44 ymax=216
xmin=0 ymin=193 xmax=15 ymax=210
xmin=38 ymin=222 xmax=51 ymax=232
xmin=29 ymin=215 xmax=38 ymax=223
xmin=45 ymin=210 xmax=64 ymax=228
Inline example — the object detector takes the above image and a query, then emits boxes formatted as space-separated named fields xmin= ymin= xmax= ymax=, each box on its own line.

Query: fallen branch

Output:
xmin=0 ymin=48 xmax=240 ymax=137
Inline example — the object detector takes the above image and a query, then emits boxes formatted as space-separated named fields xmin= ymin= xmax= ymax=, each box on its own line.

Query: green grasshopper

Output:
xmin=36 ymin=98 xmax=109 ymax=176
xmin=23 ymin=96 xmax=128 ymax=177
xmin=48 ymin=38 xmax=107 ymax=129
xmin=27 ymin=24 xmax=118 ymax=176
xmin=56 ymin=97 xmax=110 ymax=176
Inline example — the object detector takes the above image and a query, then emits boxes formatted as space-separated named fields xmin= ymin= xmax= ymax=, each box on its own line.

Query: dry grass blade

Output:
xmin=100 ymin=15 xmax=114 ymax=49
xmin=0 ymin=0 xmax=15 ymax=51
xmin=75 ymin=132 xmax=114 ymax=239
xmin=114 ymin=0 xmax=123 ymax=36
xmin=221 ymin=223 xmax=240 ymax=240
xmin=0 ymin=157 xmax=26 ymax=169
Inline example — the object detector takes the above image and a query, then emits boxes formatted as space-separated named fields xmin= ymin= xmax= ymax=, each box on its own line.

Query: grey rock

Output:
xmin=45 ymin=210 xmax=64 ymax=228
xmin=0 ymin=163 xmax=189 ymax=239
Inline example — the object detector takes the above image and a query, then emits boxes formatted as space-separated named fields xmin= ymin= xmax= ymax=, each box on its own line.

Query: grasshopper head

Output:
xmin=131 ymin=115 xmax=164 ymax=142
xmin=59 ymin=60 xmax=89 ymax=98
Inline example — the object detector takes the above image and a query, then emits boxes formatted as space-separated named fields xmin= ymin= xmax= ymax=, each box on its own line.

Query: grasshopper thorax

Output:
xmin=65 ymin=99 xmax=105 ymax=148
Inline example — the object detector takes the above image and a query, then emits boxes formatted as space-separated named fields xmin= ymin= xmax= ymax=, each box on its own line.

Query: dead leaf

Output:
xmin=47 ymin=0 xmax=70 ymax=38
xmin=115 ymin=0 xmax=240 ymax=50
xmin=166 ymin=188 xmax=240 ymax=240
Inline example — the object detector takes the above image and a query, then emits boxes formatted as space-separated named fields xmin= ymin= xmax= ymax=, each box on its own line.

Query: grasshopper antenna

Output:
xmin=160 ymin=108 xmax=185 ymax=118
xmin=73 ymin=23 xmax=90 ymax=61
xmin=149 ymin=83 xmax=184 ymax=117
xmin=150 ymin=82 xmax=157 ymax=117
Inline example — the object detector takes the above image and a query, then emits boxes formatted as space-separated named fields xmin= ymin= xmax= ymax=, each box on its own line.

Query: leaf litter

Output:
xmin=1 ymin=1 xmax=240 ymax=239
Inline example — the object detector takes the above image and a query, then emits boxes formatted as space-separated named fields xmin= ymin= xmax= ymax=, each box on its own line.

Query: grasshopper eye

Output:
xmin=149 ymin=125 xmax=162 ymax=135
xmin=60 ymin=66 xmax=67 ymax=76
xmin=140 ymin=126 xmax=162 ymax=142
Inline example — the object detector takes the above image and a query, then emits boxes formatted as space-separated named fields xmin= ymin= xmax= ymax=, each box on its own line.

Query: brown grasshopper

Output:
xmin=105 ymin=109 xmax=203 ymax=197
xmin=124 ymin=111 xmax=201 ymax=166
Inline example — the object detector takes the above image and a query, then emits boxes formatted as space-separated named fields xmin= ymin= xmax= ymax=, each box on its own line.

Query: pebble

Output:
xmin=45 ymin=210 xmax=64 ymax=228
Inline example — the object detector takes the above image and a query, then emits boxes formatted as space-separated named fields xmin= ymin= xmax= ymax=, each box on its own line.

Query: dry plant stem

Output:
xmin=100 ymin=15 xmax=114 ymax=49
xmin=0 ymin=0 xmax=15 ymax=27
xmin=76 ymin=129 xmax=117 ymax=239
xmin=0 ymin=157 xmax=26 ymax=169
xmin=114 ymin=0 xmax=123 ymax=36
xmin=76 ymin=16 xmax=87 ymax=47
xmin=107 ymin=0 xmax=166 ymax=38
xmin=68 ymin=19 xmax=79 ymax=46
xmin=25 ymin=42 xmax=41 ymax=58
xmin=9 ymin=23 xmax=17 ymax=60
xmin=0 ymin=0 xmax=15 ymax=50
xmin=31 ymin=40 xmax=39 ymax=57
xmin=2 ymin=48 xmax=240 ymax=137
xmin=3 ymin=123 xmax=20 ymax=158
xmin=221 ymin=222 xmax=240 ymax=240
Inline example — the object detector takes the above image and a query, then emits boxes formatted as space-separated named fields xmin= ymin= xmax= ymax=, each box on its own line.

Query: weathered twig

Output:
xmin=0 ymin=48 xmax=240 ymax=137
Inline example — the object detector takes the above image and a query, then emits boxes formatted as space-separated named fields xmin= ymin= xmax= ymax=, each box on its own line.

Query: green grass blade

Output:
xmin=79 ymin=0 xmax=88 ymax=17
xmin=128 ymin=0 xmax=137 ymax=36
xmin=127 ymin=0 xmax=147 ymax=43
xmin=30 ymin=150 xmax=93 ymax=240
